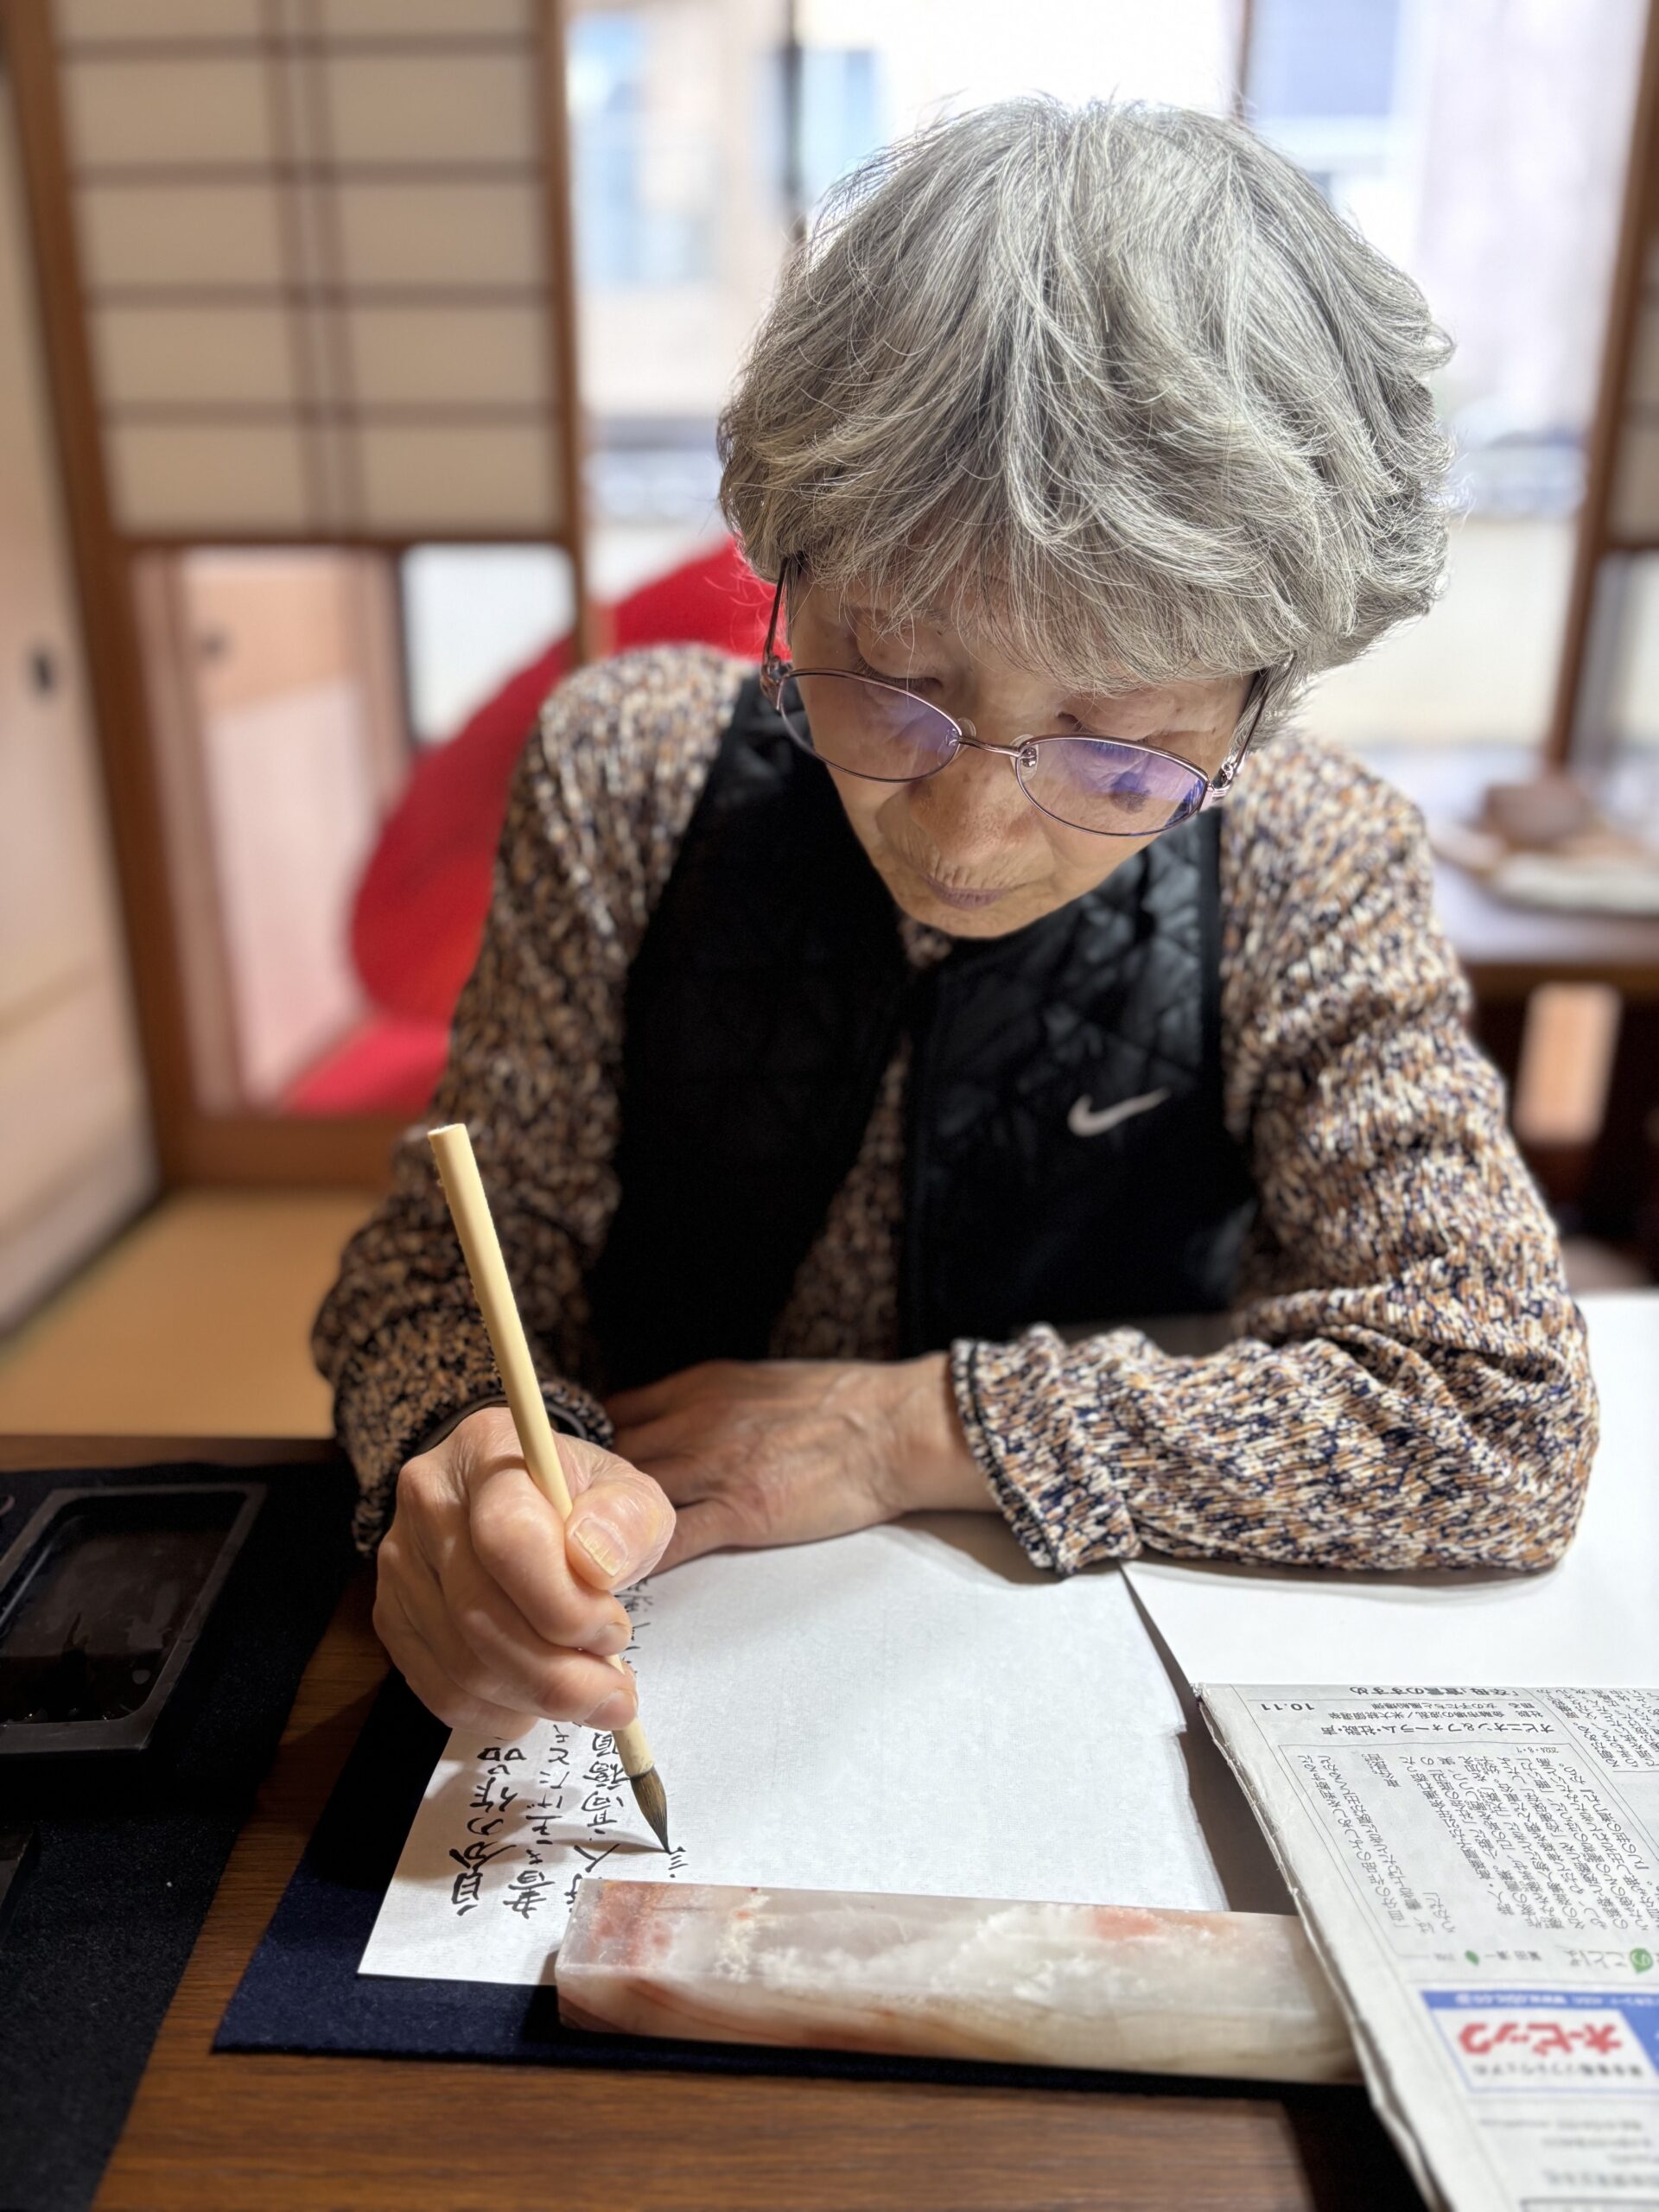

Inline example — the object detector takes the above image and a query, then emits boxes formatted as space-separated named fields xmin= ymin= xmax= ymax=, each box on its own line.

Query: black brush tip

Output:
xmin=628 ymin=1764 xmax=672 ymax=1853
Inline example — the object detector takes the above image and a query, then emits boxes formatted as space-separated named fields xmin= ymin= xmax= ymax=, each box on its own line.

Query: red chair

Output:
xmin=284 ymin=537 xmax=773 ymax=1116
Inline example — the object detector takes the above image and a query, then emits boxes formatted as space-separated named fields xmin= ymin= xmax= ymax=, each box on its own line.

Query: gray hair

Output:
xmin=718 ymin=98 xmax=1453 ymax=729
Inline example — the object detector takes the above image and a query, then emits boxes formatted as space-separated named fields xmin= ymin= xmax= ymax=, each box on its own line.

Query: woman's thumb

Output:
xmin=563 ymin=1445 xmax=675 ymax=1591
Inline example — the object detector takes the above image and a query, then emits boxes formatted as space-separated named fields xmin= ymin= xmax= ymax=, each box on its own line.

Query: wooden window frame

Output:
xmin=1548 ymin=0 xmax=1659 ymax=768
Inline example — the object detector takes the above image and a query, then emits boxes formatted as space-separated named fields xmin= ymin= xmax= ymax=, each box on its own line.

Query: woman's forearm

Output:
xmin=951 ymin=1283 xmax=1595 ymax=1577
xmin=952 ymin=762 xmax=1598 ymax=1579
xmin=315 ymin=654 xmax=736 ymax=1550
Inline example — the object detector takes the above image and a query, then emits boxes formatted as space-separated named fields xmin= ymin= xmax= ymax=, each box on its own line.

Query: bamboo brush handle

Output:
xmin=428 ymin=1122 xmax=657 ymax=1783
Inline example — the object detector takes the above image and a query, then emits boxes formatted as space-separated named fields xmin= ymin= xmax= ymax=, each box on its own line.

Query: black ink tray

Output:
xmin=0 ymin=1481 xmax=264 ymax=1755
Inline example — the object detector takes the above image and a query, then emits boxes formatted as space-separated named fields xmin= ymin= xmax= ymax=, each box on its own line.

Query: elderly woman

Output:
xmin=316 ymin=99 xmax=1596 ymax=1743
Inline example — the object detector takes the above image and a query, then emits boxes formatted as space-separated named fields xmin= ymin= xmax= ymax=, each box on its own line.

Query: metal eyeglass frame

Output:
xmin=759 ymin=564 xmax=1270 ymax=837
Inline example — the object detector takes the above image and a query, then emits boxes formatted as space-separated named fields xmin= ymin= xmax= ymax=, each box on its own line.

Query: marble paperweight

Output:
xmin=556 ymin=1882 xmax=1357 ymax=2084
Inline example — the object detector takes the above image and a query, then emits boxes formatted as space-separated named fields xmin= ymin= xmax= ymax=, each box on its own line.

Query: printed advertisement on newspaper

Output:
xmin=1204 ymin=1686 xmax=1659 ymax=2212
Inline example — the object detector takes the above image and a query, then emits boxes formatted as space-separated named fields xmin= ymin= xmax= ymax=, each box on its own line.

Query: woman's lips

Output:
xmin=913 ymin=868 xmax=1017 ymax=912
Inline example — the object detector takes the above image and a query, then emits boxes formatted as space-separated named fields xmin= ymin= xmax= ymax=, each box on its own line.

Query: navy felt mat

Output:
xmin=217 ymin=1671 xmax=1208 ymax=2095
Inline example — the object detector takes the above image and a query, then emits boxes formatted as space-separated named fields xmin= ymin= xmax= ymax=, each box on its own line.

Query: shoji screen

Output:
xmin=5 ymin=0 xmax=589 ymax=1182
xmin=54 ymin=0 xmax=581 ymax=543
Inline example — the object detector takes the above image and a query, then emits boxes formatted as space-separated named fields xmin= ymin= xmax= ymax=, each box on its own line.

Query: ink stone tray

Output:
xmin=0 ymin=1481 xmax=264 ymax=1755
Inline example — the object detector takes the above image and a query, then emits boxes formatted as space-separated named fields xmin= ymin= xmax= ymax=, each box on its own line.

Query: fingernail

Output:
xmin=589 ymin=1688 xmax=636 ymax=1732
xmin=588 ymin=1615 xmax=632 ymax=1657
xmin=572 ymin=1516 xmax=625 ymax=1580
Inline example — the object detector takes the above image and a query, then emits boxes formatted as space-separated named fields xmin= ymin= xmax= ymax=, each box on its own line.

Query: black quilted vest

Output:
xmin=588 ymin=677 xmax=1255 ymax=1389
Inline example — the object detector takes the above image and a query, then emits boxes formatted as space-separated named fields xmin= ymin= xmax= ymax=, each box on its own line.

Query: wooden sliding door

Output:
xmin=0 ymin=48 xmax=152 ymax=1322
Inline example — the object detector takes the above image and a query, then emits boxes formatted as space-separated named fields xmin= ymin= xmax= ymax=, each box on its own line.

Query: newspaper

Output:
xmin=1204 ymin=1687 xmax=1659 ymax=2212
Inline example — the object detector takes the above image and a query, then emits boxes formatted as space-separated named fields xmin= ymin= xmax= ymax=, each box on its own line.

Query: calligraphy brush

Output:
xmin=428 ymin=1122 xmax=672 ymax=1852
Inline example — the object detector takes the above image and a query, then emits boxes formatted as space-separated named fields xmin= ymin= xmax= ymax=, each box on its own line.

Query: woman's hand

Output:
xmin=376 ymin=1406 xmax=676 ymax=1737
xmin=607 ymin=1353 xmax=992 ymax=1571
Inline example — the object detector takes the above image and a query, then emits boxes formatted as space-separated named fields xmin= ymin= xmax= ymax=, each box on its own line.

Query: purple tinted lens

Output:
xmin=777 ymin=673 xmax=958 ymax=781
xmin=1021 ymin=738 xmax=1205 ymax=834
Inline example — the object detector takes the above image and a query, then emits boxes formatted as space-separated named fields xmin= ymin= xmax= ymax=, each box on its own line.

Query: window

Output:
xmin=1250 ymin=0 xmax=1400 ymax=120
xmin=569 ymin=10 xmax=719 ymax=285
xmin=1247 ymin=0 xmax=1649 ymax=750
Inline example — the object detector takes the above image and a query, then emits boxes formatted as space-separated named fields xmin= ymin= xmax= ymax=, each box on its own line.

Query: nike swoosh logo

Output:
xmin=1066 ymin=1086 xmax=1173 ymax=1139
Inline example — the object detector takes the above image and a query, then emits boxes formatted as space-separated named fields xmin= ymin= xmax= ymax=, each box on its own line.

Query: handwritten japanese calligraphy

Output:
xmin=360 ymin=1520 xmax=1236 ymax=1987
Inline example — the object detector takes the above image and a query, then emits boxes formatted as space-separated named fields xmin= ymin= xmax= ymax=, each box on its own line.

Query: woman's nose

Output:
xmin=910 ymin=732 xmax=1030 ymax=842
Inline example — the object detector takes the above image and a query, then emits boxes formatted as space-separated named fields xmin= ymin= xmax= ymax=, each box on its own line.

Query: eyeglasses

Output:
xmin=760 ymin=567 xmax=1268 ymax=839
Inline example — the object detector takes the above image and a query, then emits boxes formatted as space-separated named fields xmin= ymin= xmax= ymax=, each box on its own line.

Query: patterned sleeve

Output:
xmin=312 ymin=645 xmax=743 ymax=1552
xmin=950 ymin=738 xmax=1599 ymax=1576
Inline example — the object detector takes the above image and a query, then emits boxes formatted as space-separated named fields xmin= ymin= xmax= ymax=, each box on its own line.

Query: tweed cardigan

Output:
xmin=314 ymin=645 xmax=1597 ymax=1573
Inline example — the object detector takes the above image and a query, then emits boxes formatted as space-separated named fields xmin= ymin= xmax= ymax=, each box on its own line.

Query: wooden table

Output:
xmin=7 ymin=1438 xmax=1419 ymax=2211
xmin=1432 ymin=858 xmax=1659 ymax=1001
xmin=1427 ymin=860 xmax=1659 ymax=1268
xmin=1363 ymin=747 xmax=1659 ymax=1253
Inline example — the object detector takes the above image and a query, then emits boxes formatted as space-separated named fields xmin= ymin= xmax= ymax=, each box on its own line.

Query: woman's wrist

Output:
xmin=885 ymin=1351 xmax=995 ymax=1516
xmin=412 ymin=1391 xmax=596 ymax=1461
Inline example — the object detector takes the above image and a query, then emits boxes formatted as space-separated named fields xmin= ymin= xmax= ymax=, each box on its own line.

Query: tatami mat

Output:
xmin=0 ymin=1191 xmax=376 ymax=1437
